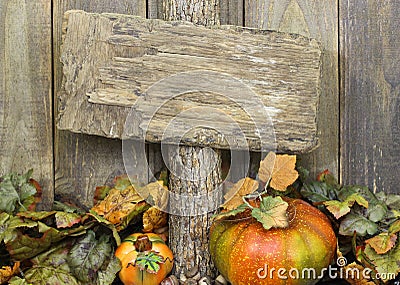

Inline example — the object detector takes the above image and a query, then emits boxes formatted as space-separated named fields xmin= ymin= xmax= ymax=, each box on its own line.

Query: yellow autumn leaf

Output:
xmin=143 ymin=206 xmax=168 ymax=233
xmin=222 ymin=178 xmax=259 ymax=211
xmin=258 ymin=152 xmax=298 ymax=191
xmin=0 ymin=262 xmax=20 ymax=284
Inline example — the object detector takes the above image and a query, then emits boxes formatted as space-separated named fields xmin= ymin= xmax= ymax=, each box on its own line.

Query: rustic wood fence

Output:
xmin=0 ymin=0 xmax=399 ymax=210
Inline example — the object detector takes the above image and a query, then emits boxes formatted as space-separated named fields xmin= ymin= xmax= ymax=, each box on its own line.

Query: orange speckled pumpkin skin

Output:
xmin=209 ymin=198 xmax=337 ymax=285
xmin=115 ymin=233 xmax=174 ymax=285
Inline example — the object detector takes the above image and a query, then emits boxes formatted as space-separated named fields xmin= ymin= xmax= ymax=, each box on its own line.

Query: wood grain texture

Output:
xmin=57 ymin=11 xmax=322 ymax=153
xmin=0 ymin=0 xmax=53 ymax=208
xmin=53 ymin=0 xmax=146 ymax=206
xmin=220 ymin=0 xmax=244 ymax=25
xmin=168 ymin=146 xmax=221 ymax=279
xmin=149 ymin=0 xmax=243 ymax=25
xmin=340 ymin=0 xmax=400 ymax=194
xmin=163 ymin=0 xmax=220 ymax=25
xmin=245 ymin=0 xmax=339 ymax=177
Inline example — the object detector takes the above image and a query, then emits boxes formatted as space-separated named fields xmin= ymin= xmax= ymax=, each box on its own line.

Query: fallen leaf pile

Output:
xmin=0 ymin=171 xmax=170 ymax=285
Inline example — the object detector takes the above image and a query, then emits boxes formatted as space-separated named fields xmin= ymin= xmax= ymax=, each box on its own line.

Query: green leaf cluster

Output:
xmin=299 ymin=169 xmax=400 ymax=282
xmin=0 ymin=170 xmax=37 ymax=214
xmin=0 ymin=171 xmax=129 ymax=285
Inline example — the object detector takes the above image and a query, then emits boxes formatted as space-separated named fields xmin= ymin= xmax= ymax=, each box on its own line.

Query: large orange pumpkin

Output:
xmin=209 ymin=198 xmax=337 ymax=285
xmin=115 ymin=233 xmax=174 ymax=285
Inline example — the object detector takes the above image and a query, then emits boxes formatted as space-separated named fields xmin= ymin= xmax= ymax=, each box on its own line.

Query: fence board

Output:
xmin=0 ymin=0 xmax=53 ymax=208
xmin=244 ymin=0 xmax=339 ymax=178
xmin=340 ymin=0 xmax=400 ymax=194
xmin=53 ymin=0 xmax=146 ymax=207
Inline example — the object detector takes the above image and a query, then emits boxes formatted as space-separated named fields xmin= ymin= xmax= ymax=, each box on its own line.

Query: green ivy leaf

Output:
xmin=363 ymin=243 xmax=400 ymax=282
xmin=367 ymin=201 xmax=388 ymax=223
xmin=389 ymin=220 xmax=400 ymax=234
xmin=300 ymin=181 xmax=338 ymax=203
xmin=0 ymin=170 xmax=38 ymax=214
xmin=19 ymin=183 xmax=37 ymax=202
xmin=14 ymin=239 xmax=77 ymax=284
xmin=339 ymin=213 xmax=378 ymax=236
xmin=4 ymin=215 xmax=89 ymax=260
xmin=134 ymin=251 xmax=165 ymax=274
xmin=8 ymin=277 xmax=32 ymax=285
xmin=323 ymin=200 xmax=352 ymax=219
xmin=385 ymin=194 xmax=400 ymax=210
xmin=17 ymin=211 xmax=56 ymax=221
xmin=24 ymin=266 xmax=79 ymax=285
xmin=324 ymin=193 xmax=369 ymax=219
xmin=53 ymin=201 xmax=85 ymax=215
xmin=251 ymin=196 xmax=288 ymax=230
xmin=67 ymin=231 xmax=113 ymax=284
xmin=89 ymin=210 xmax=121 ymax=246
xmin=0 ymin=180 xmax=19 ymax=213
xmin=96 ymin=255 xmax=121 ymax=285
xmin=55 ymin=212 xmax=82 ymax=228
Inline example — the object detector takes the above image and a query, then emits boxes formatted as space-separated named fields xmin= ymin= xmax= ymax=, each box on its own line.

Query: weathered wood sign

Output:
xmin=58 ymin=10 xmax=322 ymax=153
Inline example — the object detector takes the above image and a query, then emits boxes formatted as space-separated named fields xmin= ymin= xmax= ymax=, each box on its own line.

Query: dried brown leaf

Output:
xmin=139 ymin=181 xmax=169 ymax=211
xmin=343 ymin=262 xmax=376 ymax=285
xmin=222 ymin=178 xmax=259 ymax=211
xmin=258 ymin=152 xmax=298 ymax=191
xmin=91 ymin=185 xmax=144 ymax=225
xmin=143 ymin=207 xmax=168 ymax=233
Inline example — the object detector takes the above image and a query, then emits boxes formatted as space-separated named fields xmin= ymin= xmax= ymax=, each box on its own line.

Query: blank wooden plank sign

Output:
xmin=58 ymin=10 xmax=322 ymax=153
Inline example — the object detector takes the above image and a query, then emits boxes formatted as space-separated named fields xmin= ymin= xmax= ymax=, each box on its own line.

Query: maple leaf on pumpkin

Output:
xmin=258 ymin=152 xmax=298 ymax=191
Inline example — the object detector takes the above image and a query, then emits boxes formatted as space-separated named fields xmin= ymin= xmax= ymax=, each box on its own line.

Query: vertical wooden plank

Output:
xmin=340 ymin=0 xmax=400 ymax=194
xmin=245 ymin=0 xmax=339 ymax=178
xmin=53 ymin=0 xmax=146 ymax=207
xmin=163 ymin=0 xmax=220 ymax=25
xmin=149 ymin=0 xmax=244 ymax=25
xmin=220 ymin=0 xmax=244 ymax=25
xmin=0 ymin=0 xmax=53 ymax=208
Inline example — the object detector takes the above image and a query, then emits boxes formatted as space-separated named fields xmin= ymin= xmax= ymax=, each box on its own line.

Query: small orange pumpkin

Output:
xmin=115 ymin=233 xmax=174 ymax=285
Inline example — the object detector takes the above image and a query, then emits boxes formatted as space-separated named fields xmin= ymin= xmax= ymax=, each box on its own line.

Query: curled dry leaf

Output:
xmin=139 ymin=181 xmax=169 ymax=211
xmin=222 ymin=178 xmax=259 ymax=211
xmin=323 ymin=193 xmax=369 ymax=219
xmin=258 ymin=152 xmax=298 ymax=191
xmin=365 ymin=232 xmax=398 ymax=254
xmin=0 ymin=262 xmax=20 ymax=284
xmin=91 ymin=185 xmax=145 ymax=226
xmin=342 ymin=262 xmax=376 ymax=285
xmin=143 ymin=206 xmax=168 ymax=233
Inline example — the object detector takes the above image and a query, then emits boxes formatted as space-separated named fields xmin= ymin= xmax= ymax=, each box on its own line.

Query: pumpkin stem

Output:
xmin=135 ymin=234 xmax=153 ymax=252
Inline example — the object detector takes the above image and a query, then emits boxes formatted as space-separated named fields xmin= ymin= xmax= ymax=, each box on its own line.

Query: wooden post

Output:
xmin=163 ymin=1 xmax=222 ymax=280
xmin=167 ymin=146 xmax=221 ymax=280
